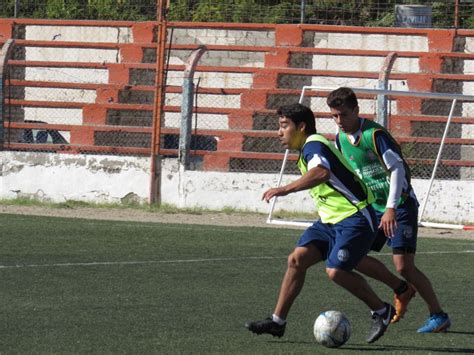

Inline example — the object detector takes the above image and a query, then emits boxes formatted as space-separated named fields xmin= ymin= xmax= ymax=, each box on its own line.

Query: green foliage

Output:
xmin=431 ymin=1 xmax=453 ymax=29
xmin=267 ymin=0 xmax=299 ymax=24
xmin=168 ymin=0 xmax=193 ymax=22
xmin=191 ymin=0 xmax=227 ymax=22
xmin=230 ymin=0 xmax=262 ymax=23
xmin=168 ymin=0 xmax=297 ymax=24
xmin=466 ymin=14 xmax=474 ymax=29
xmin=44 ymin=0 xmax=81 ymax=19
xmin=366 ymin=11 xmax=395 ymax=28
xmin=459 ymin=4 xmax=474 ymax=29
xmin=86 ymin=0 xmax=120 ymax=20
xmin=2 ymin=0 xmax=156 ymax=21
xmin=0 ymin=0 xmax=15 ymax=18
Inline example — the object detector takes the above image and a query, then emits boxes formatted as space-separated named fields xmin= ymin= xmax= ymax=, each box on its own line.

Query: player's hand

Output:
xmin=262 ymin=187 xmax=288 ymax=203
xmin=379 ymin=208 xmax=397 ymax=238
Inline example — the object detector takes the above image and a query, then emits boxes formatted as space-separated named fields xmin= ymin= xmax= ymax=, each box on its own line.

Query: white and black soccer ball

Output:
xmin=313 ymin=310 xmax=351 ymax=348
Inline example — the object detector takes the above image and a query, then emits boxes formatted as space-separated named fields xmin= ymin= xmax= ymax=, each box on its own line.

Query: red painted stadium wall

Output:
xmin=0 ymin=19 xmax=473 ymax=172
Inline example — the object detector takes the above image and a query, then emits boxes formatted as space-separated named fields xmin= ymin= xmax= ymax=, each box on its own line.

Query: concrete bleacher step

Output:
xmin=1 ymin=19 xmax=472 ymax=174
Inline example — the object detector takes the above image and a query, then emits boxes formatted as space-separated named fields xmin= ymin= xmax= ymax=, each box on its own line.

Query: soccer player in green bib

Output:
xmin=246 ymin=103 xmax=395 ymax=343
xmin=328 ymin=87 xmax=451 ymax=333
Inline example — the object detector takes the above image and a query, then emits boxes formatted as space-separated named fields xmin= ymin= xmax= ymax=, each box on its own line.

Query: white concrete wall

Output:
xmin=25 ymin=67 xmax=109 ymax=84
xmin=309 ymin=32 xmax=429 ymax=51
xmin=311 ymin=55 xmax=419 ymax=73
xmin=314 ymin=78 xmax=410 ymax=91
xmin=171 ymin=28 xmax=275 ymax=46
xmin=164 ymin=112 xmax=229 ymax=130
xmin=25 ymin=87 xmax=96 ymax=103
xmin=464 ymin=36 xmax=474 ymax=53
xmin=1 ymin=153 xmax=472 ymax=224
xmin=169 ymin=49 xmax=265 ymax=68
xmin=166 ymin=71 xmax=254 ymax=89
xmin=464 ymin=60 xmax=474 ymax=74
xmin=24 ymin=107 xmax=83 ymax=125
xmin=165 ymin=92 xmax=241 ymax=108
xmin=25 ymin=47 xmax=119 ymax=63
xmin=1 ymin=152 xmax=149 ymax=204
xmin=25 ymin=25 xmax=133 ymax=43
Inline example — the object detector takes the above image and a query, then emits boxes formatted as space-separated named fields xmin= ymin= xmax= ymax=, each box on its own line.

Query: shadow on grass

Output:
xmin=268 ymin=340 xmax=314 ymax=345
xmin=447 ymin=330 xmax=474 ymax=335
xmin=268 ymin=340 xmax=474 ymax=353
xmin=345 ymin=344 xmax=474 ymax=353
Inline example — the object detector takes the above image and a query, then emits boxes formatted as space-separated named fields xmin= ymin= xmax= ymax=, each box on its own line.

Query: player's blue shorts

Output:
xmin=296 ymin=207 xmax=377 ymax=271
xmin=371 ymin=196 xmax=419 ymax=253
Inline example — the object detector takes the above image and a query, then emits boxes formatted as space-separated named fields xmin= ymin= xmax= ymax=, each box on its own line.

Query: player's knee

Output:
xmin=395 ymin=263 xmax=414 ymax=277
xmin=393 ymin=253 xmax=416 ymax=277
xmin=325 ymin=268 xmax=339 ymax=281
xmin=287 ymin=249 xmax=314 ymax=270
xmin=287 ymin=253 xmax=304 ymax=270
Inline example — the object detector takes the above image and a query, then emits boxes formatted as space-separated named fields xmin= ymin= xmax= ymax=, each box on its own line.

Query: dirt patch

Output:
xmin=1 ymin=204 xmax=268 ymax=227
xmin=1 ymin=204 xmax=473 ymax=240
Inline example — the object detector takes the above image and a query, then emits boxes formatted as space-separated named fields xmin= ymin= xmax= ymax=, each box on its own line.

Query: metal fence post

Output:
xmin=300 ymin=0 xmax=306 ymax=24
xmin=14 ymin=0 xmax=20 ymax=17
xmin=376 ymin=52 xmax=397 ymax=127
xmin=149 ymin=0 xmax=169 ymax=205
xmin=179 ymin=46 xmax=206 ymax=170
xmin=0 ymin=40 xmax=14 ymax=149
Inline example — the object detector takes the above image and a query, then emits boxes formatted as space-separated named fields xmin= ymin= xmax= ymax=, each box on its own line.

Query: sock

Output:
xmin=272 ymin=314 xmax=286 ymax=325
xmin=394 ymin=280 xmax=408 ymax=295
xmin=372 ymin=306 xmax=387 ymax=316
xmin=430 ymin=312 xmax=447 ymax=317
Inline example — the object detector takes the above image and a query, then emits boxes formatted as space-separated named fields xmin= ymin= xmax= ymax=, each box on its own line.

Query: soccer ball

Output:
xmin=313 ymin=310 xmax=351 ymax=348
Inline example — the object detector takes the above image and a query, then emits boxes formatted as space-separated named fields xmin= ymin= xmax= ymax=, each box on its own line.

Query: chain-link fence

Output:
xmin=1 ymin=1 xmax=157 ymax=21
xmin=171 ymin=25 xmax=473 ymax=180
xmin=300 ymin=88 xmax=473 ymax=180
xmin=1 ymin=19 xmax=473 ymax=180
xmin=180 ymin=81 xmax=474 ymax=180
xmin=1 ymin=22 xmax=155 ymax=156
xmin=1 ymin=1 xmax=473 ymax=29
xmin=169 ymin=0 xmax=474 ymax=29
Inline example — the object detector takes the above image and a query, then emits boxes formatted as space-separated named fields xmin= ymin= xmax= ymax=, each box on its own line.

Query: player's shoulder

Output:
xmin=303 ymin=139 xmax=325 ymax=154
xmin=361 ymin=118 xmax=384 ymax=132
xmin=361 ymin=118 xmax=391 ymax=136
xmin=373 ymin=126 xmax=397 ymax=146
xmin=303 ymin=137 xmax=335 ymax=160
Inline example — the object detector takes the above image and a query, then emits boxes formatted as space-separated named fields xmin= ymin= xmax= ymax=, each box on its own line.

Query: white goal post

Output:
xmin=267 ymin=86 xmax=474 ymax=230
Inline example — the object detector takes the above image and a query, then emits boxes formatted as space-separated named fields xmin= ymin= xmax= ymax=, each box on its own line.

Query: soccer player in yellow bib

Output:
xmin=328 ymin=87 xmax=450 ymax=333
xmin=246 ymin=103 xmax=395 ymax=343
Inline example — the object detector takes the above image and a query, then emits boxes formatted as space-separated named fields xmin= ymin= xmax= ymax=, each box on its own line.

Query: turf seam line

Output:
xmin=0 ymin=250 xmax=473 ymax=269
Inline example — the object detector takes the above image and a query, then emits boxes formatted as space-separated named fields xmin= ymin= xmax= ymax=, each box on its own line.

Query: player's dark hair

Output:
xmin=327 ymin=87 xmax=358 ymax=110
xmin=277 ymin=103 xmax=316 ymax=135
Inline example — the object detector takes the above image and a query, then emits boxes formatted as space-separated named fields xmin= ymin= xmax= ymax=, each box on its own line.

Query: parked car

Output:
xmin=21 ymin=120 xmax=68 ymax=144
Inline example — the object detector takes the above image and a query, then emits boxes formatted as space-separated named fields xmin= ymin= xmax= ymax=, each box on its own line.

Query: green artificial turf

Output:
xmin=0 ymin=214 xmax=472 ymax=354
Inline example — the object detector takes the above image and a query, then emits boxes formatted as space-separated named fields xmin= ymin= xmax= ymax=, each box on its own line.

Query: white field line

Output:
xmin=0 ymin=250 xmax=473 ymax=270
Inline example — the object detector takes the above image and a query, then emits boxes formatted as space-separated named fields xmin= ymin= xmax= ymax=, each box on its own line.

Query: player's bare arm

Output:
xmin=262 ymin=166 xmax=330 ymax=203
